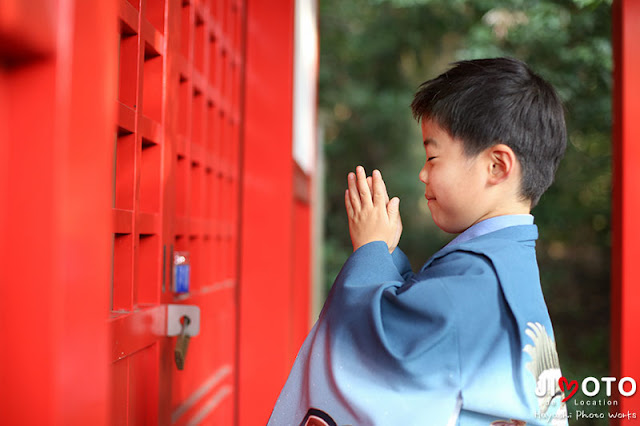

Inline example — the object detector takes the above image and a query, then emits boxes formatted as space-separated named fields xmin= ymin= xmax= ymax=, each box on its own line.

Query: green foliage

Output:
xmin=319 ymin=1 xmax=611 ymax=422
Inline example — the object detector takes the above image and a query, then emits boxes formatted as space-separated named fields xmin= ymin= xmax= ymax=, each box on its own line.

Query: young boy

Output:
xmin=268 ymin=57 xmax=568 ymax=425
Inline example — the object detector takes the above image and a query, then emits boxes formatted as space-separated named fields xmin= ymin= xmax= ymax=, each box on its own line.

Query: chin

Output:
xmin=431 ymin=217 xmax=457 ymax=234
xmin=438 ymin=224 xmax=467 ymax=234
xmin=431 ymin=214 xmax=468 ymax=234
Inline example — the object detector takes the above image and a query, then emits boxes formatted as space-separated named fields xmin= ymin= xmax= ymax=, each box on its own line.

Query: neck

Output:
xmin=471 ymin=201 xmax=531 ymax=228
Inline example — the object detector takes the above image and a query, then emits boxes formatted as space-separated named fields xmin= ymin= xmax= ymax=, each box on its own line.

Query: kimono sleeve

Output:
xmin=315 ymin=241 xmax=462 ymax=424
xmin=391 ymin=246 xmax=415 ymax=281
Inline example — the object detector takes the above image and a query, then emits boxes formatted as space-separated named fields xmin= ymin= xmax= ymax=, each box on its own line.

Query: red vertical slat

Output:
xmin=110 ymin=0 xmax=166 ymax=422
xmin=129 ymin=344 xmax=160 ymax=424
xmin=611 ymin=0 xmax=640 ymax=418
xmin=158 ymin=0 xmax=241 ymax=423
xmin=291 ymin=165 xmax=312 ymax=362
xmin=111 ymin=359 xmax=129 ymax=424
xmin=0 ymin=0 xmax=116 ymax=424
xmin=237 ymin=0 xmax=296 ymax=424
xmin=1 ymin=47 xmax=58 ymax=426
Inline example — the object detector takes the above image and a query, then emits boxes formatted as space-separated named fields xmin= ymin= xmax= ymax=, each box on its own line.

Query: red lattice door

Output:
xmin=110 ymin=0 xmax=243 ymax=424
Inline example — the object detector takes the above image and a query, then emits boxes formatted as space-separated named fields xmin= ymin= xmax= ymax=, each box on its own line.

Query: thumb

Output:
xmin=387 ymin=197 xmax=400 ymax=222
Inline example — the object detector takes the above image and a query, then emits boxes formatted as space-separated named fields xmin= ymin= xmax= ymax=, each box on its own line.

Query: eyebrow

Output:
xmin=423 ymin=138 xmax=438 ymax=147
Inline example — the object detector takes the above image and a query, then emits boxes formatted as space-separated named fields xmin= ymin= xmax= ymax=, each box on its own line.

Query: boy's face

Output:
xmin=419 ymin=118 xmax=490 ymax=234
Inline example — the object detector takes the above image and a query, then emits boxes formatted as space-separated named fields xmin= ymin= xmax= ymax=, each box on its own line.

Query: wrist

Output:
xmin=353 ymin=238 xmax=389 ymax=252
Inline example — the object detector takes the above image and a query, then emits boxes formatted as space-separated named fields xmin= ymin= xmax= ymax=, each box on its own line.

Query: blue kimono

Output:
xmin=268 ymin=216 xmax=568 ymax=426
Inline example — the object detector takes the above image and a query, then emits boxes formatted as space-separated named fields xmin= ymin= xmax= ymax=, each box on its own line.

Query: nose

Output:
xmin=419 ymin=164 xmax=428 ymax=184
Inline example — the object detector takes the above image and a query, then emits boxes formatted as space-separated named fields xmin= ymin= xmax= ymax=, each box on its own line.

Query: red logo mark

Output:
xmin=559 ymin=377 xmax=578 ymax=402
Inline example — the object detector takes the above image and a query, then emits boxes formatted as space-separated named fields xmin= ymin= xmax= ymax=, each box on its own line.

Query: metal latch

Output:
xmin=167 ymin=304 xmax=200 ymax=370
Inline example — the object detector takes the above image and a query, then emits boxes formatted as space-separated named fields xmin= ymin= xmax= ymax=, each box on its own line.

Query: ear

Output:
xmin=486 ymin=143 xmax=517 ymax=185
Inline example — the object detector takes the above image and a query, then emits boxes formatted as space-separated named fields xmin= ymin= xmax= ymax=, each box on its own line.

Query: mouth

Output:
xmin=425 ymin=194 xmax=435 ymax=201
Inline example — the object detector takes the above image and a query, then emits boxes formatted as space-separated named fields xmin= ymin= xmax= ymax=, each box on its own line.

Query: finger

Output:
xmin=383 ymin=181 xmax=390 ymax=205
xmin=347 ymin=172 xmax=361 ymax=212
xmin=371 ymin=171 xmax=390 ymax=204
xmin=356 ymin=166 xmax=373 ymax=208
xmin=372 ymin=169 xmax=387 ymax=207
xmin=387 ymin=197 xmax=400 ymax=226
xmin=345 ymin=189 xmax=354 ymax=217
xmin=394 ymin=210 xmax=403 ymax=242
xmin=366 ymin=175 xmax=388 ymax=204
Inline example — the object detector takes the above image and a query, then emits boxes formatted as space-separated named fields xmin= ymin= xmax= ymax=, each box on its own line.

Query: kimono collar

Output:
xmin=444 ymin=214 xmax=534 ymax=249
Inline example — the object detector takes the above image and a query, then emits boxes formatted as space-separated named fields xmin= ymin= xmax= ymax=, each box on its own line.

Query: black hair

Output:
xmin=410 ymin=57 xmax=567 ymax=207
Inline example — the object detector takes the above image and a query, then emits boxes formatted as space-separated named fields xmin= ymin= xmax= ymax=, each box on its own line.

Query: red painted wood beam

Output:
xmin=236 ymin=0 xmax=296 ymax=424
xmin=0 ymin=0 xmax=116 ymax=424
xmin=611 ymin=0 xmax=640 ymax=418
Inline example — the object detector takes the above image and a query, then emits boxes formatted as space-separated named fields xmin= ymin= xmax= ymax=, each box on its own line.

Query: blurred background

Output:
xmin=317 ymin=0 xmax=612 ymax=421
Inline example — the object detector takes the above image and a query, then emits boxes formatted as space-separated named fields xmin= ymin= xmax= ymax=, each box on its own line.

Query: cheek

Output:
xmin=463 ymin=165 xmax=486 ymax=194
xmin=431 ymin=167 xmax=458 ymax=195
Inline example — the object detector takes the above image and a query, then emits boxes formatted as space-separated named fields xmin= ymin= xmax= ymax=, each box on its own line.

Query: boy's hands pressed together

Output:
xmin=366 ymin=175 xmax=403 ymax=253
xmin=345 ymin=166 xmax=402 ymax=253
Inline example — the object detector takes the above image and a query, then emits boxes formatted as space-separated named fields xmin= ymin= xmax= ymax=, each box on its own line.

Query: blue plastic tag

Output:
xmin=174 ymin=264 xmax=190 ymax=293
xmin=173 ymin=251 xmax=190 ymax=294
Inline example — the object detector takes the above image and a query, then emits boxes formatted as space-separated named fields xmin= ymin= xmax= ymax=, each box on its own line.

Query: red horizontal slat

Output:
xmin=141 ymin=19 xmax=164 ymax=57
xmin=110 ymin=305 xmax=165 ymax=362
xmin=209 ymin=86 xmax=222 ymax=109
xmin=175 ymin=215 xmax=190 ymax=236
xmin=139 ymin=114 xmax=162 ymax=143
xmin=209 ymin=19 xmax=220 ymax=42
xmin=137 ymin=211 xmax=160 ymax=235
xmin=113 ymin=208 xmax=134 ymax=234
xmin=118 ymin=0 xmax=139 ymax=34
xmin=203 ymin=218 xmax=214 ymax=236
xmin=190 ymin=217 xmax=205 ymax=236
xmin=117 ymin=101 xmax=136 ymax=133
xmin=192 ymin=68 xmax=206 ymax=95
xmin=177 ymin=54 xmax=190 ymax=81
xmin=191 ymin=142 xmax=204 ymax=165
xmin=176 ymin=134 xmax=188 ymax=158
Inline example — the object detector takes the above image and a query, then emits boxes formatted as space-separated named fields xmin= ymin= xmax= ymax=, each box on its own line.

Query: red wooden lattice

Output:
xmin=1 ymin=0 xmax=313 ymax=424
xmin=110 ymin=0 xmax=243 ymax=423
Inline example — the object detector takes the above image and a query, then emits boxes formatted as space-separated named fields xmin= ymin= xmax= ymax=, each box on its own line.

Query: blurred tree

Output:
xmin=319 ymin=0 xmax=612 ymax=422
